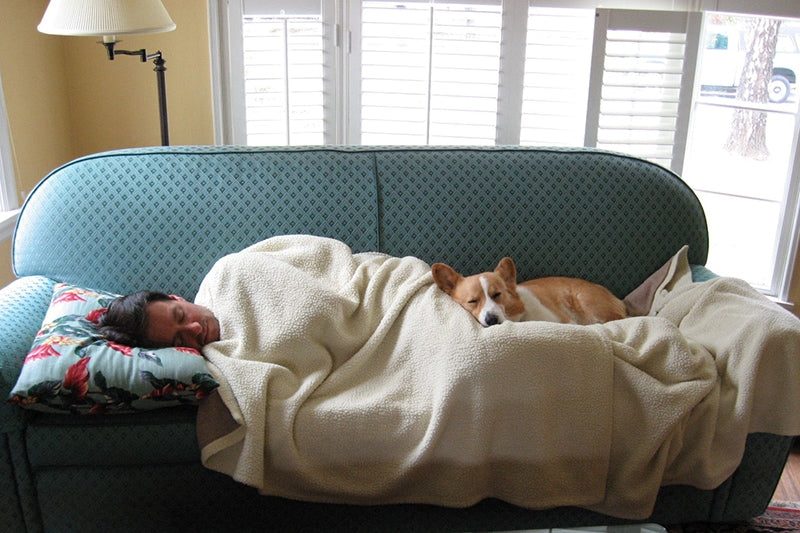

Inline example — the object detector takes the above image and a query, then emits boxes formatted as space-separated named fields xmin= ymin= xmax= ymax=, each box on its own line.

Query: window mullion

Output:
xmin=584 ymin=8 xmax=607 ymax=148
xmin=670 ymin=11 xmax=702 ymax=175
xmin=344 ymin=1 xmax=361 ymax=144
xmin=324 ymin=0 xmax=343 ymax=144
xmin=425 ymin=5 xmax=434 ymax=144
xmin=495 ymin=0 xmax=528 ymax=144
xmin=282 ymin=19 xmax=291 ymax=144
xmin=209 ymin=0 xmax=248 ymax=145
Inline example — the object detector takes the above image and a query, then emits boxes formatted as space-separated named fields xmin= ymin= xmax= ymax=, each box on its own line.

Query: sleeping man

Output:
xmin=95 ymin=234 xmax=800 ymax=521
xmin=99 ymin=290 xmax=220 ymax=351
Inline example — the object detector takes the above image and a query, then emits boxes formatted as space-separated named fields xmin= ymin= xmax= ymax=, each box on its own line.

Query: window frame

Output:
xmin=0 ymin=70 xmax=18 ymax=241
xmin=209 ymin=0 xmax=247 ymax=145
xmin=208 ymin=0 xmax=800 ymax=301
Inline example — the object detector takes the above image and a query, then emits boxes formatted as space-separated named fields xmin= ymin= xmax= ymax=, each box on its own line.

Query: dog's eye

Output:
xmin=491 ymin=292 xmax=502 ymax=300
xmin=467 ymin=299 xmax=478 ymax=306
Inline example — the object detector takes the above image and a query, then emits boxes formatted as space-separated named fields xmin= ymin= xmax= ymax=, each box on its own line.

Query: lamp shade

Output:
xmin=38 ymin=0 xmax=176 ymax=37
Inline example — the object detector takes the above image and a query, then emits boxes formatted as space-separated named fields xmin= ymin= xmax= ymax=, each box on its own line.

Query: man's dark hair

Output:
xmin=98 ymin=291 xmax=173 ymax=347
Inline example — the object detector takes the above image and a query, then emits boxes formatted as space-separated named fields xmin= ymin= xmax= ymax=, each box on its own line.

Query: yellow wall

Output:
xmin=0 ymin=0 xmax=73 ymax=206
xmin=0 ymin=0 xmax=214 ymax=284
xmin=0 ymin=238 xmax=13 ymax=288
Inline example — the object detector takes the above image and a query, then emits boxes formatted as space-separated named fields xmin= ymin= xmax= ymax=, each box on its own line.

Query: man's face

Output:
xmin=144 ymin=297 xmax=220 ymax=350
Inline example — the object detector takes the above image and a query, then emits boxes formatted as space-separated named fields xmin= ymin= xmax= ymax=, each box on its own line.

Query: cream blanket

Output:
xmin=195 ymin=236 xmax=800 ymax=519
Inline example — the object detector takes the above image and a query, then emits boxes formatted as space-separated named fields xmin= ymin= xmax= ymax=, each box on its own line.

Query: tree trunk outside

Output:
xmin=724 ymin=18 xmax=781 ymax=160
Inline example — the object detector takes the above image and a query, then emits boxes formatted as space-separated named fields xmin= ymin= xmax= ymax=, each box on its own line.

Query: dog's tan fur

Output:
xmin=432 ymin=257 xmax=627 ymax=327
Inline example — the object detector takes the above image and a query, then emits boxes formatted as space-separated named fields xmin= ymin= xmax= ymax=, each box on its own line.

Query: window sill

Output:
xmin=0 ymin=209 xmax=19 ymax=241
xmin=769 ymin=295 xmax=795 ymax=312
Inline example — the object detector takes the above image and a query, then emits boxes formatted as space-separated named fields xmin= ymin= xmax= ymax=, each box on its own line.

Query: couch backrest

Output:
xmin=13 ymin=146 xmax=707 ymax=298
xmin=374 ymin=147 xmax=708 ymax=295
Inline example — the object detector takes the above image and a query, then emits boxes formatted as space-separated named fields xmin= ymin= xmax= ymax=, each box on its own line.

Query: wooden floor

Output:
xmin=773 ymin=440 xmax=800 ymax=502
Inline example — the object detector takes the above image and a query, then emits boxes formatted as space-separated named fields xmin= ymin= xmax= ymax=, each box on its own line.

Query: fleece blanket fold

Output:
xmin=195 ymin=236 xmax=800 ymax=519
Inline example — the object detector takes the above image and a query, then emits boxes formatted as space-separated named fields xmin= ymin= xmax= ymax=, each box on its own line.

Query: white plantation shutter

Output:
xmin=238 ymin=0 xmax=335 ymax=146
xmin=586 ymin=9 xmax=701 ymax=171
xmin=360 ymin=2 xmax=431 ymax=144
xmin=520 ymin=6 xmax=595 ymax=147
xmin=242 ymin=14 xmax=326 ymax=145
xmin=360 ymin=0 xmax=502 ymax=145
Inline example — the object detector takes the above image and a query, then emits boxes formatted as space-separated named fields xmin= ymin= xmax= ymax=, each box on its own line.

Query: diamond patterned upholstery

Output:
xmin=376 ymin=147 xmax=707 ymax=296
xmin=13 ymin=147 xmax=378 ymax=299
xmin=14 ymin=146 xmax=706 ymax=299
xmin=2 ymin=145 xmax=792 ymax=532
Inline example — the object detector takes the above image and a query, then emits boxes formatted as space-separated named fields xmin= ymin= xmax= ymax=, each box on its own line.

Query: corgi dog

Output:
xmin=431 ymin=257 xmax=627 ymax=327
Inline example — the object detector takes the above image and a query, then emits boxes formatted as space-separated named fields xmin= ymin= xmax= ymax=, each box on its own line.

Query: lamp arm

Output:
xmin=115 ymin=48 xmax=155 ymax=62
xmin=99 ymin=41 xmax=170 ymax=146
xmin=101 ymin=40 xmax=162 ymax=62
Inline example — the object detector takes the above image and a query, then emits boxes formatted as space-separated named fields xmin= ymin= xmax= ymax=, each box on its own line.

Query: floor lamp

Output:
xmin=38 ymin=0 xmax=176 ymax=146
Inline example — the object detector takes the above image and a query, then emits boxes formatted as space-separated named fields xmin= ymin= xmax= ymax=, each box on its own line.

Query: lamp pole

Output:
xmin=152 ymin=55 xmax=169 ymax=147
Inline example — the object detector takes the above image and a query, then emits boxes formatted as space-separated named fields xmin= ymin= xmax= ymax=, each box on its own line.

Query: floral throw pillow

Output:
xmin=9 ymin=283 xmax=218 ymax=415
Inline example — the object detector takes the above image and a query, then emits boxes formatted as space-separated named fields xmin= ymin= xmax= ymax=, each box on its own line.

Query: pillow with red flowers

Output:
xmin=9 ymin=283 xmax=218 ymax=414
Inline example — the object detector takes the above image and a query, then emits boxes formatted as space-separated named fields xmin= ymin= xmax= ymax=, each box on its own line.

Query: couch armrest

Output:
xmin=691 ymin=264 xmax=718 ymax=283
xmin=0 ymin=276 xmax=54 ymax=432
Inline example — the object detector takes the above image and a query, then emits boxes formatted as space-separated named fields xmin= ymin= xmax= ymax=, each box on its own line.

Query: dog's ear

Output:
xmin=495 ymin=257 xmax=518 ymax=288
xmin=431 ymin=263 xmax=462 ymax=294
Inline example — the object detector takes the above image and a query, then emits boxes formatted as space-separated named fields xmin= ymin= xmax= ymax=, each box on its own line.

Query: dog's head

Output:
xmin=431 ymin=257 xmax=525 ymax=327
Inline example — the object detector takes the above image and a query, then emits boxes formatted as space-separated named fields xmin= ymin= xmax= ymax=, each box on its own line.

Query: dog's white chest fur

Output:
xmin=514 ymin=286 xmax=561 ymax=323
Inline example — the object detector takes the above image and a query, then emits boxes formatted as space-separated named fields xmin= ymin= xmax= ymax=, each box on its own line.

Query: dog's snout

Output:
xmin=484 ymin=314 xmax=501 ymax=327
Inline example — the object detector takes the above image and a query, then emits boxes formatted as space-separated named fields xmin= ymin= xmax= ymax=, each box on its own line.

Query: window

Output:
xmin=586 ymin=10 xmax=701 ymax=171
xmin=683 ymin=15 xmax=800 ymax=293
xmin=585 ymin=9 xmax=800 ymax=295
xmin=243 ymin=14 xmax=326 ymax=145
xmin=0 ymin=71 xmax=18 ymax=241
xmin=520 ymin=6 xmax=594 ymax=147
xmin=360 ymin=1 xmax=502 ymax=145
xmin=213 ymin=0 xmax=331 ymax=145
xmin=210 ymin=1 xmax=800 ymax=301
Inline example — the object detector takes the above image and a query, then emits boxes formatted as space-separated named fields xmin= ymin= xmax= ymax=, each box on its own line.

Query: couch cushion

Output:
xmin=9 ymin=283 xmax=218 ymax=414
xmin=25 ymin=406 xmax=200 ymax=467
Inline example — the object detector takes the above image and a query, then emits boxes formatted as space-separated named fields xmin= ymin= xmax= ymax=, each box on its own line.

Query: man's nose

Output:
xmin=182 ymin=321 xmax=202 ymax=335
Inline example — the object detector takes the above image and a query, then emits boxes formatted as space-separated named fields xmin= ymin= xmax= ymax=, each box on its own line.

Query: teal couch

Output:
xmin=1 ymin=146 xmax=793 ymax=532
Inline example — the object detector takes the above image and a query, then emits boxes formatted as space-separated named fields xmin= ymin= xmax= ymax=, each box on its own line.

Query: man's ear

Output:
xmin=169 ymin=294 xmax=186 ymax=301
